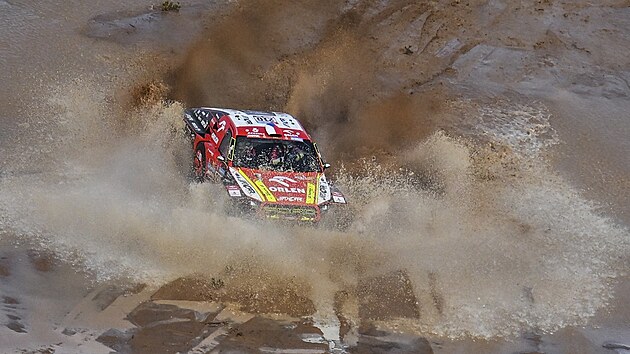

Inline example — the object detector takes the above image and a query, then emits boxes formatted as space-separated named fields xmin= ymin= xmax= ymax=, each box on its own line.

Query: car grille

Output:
xmin=261 ymin=204 xmax=319 ymax=221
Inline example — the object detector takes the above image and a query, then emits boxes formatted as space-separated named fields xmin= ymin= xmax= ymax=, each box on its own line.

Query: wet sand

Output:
xmin=1 ymin=0 xmax=630 ymax=353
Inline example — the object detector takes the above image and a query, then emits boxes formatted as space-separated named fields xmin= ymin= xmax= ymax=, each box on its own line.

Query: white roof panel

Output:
xmin=202 ymin=107 xmax=306 ymax=132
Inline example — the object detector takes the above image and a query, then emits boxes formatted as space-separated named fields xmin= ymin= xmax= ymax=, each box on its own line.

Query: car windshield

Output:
xmin=233 ymin=137 xmax=322 ymax=172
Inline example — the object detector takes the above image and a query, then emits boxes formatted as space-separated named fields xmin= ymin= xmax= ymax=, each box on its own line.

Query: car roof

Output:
xmin=201 ymin=107 xmax=311 ymax=140
xmin=202 ymin=108 xmax=305 ymax=129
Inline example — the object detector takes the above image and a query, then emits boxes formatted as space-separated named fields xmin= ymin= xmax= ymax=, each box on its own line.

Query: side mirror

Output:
xmin=323 ymin=163 xmax=331 ymax=170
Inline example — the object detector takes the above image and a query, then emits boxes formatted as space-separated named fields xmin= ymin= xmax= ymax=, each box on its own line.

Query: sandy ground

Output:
xmin=1 ymin=0 xmax=630 ymax=353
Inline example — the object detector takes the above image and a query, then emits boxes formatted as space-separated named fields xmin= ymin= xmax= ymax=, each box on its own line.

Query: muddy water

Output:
xmin=1 ymin=0 xmax=630 ymax=353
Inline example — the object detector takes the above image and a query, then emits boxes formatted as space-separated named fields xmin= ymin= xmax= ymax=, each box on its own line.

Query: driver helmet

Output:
xmin=269 ymin=144 xmax=283 ymax=165
xmin=290 ymin=145 xmax=305 ymax=161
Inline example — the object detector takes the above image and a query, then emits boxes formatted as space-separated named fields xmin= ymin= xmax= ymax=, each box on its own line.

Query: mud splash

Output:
xmin=1 ymin=0 xmax=630 ymax=350
xmin=1 ymin=77 xmax=628 ymax=340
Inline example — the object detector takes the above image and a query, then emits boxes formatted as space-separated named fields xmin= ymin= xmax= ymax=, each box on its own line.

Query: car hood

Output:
xmin=229 ymin=167 xmax=331 ymax=205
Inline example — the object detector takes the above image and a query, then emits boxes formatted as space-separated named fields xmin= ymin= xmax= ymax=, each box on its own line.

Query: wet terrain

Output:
xmin=1 ymin=0 xmax=629 ymax=353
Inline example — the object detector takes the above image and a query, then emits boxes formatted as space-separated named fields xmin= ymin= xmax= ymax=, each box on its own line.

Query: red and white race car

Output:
xmin=183 ymin=108 xmax=347 ymax=222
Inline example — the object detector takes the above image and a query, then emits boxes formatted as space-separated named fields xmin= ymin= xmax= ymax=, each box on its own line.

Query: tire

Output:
xmin=192 ymin=144 xmax=206 ymax=183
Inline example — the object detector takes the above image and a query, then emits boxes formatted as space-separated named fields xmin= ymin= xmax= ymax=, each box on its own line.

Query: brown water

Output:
xmin=1 ymin=1 xmax=629 ymax=353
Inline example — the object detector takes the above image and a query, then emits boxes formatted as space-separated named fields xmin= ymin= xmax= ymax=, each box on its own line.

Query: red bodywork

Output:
xmin=183 ymin=108 xmax=345 ymax=222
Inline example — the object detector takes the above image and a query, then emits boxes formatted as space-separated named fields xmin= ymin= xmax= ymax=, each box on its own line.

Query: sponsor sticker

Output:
xmin=306 ymin=183 xmax=316 ymax=204
xmin=269 ymin=175 xmax=298 ymax=187
xmin=227 ymin=186 xmax=242 ymax=197
xmin=245 ymin=127 xmax=264 ymax=136
xmin=235 ymin=169 xmax=262 ymax=201
xmin=333 ymin=195 xmax=346 ymax=203
xmin=332 ymin=192 xmax=346 ymax=204
xmin=254 ymin=180 xmax=277 ymax=202
xmin=317 ymin=174 xmax=331 ymax=204
xmin=217 ymin=121 xmax=226 ymax=132
xmin=254 ymin=115 xmax=277 ymax=124
xmin=278 ymin=196 xmax=304 ymax=202
xmin=283 ymin=129 xmax=301 ymax=138
xmin=268 ymin=186 xmax=305 ymax=194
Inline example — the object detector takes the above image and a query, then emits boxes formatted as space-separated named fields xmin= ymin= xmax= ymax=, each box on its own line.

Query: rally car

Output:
xmin=183 ymin=107 xmax=347 ymax=222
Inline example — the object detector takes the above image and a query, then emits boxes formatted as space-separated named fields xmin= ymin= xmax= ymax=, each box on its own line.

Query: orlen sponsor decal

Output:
xmin=268 ymin=176 xmax=297 ymax=187
xmin=278 ymin=196 xmax=304 ymax=202
xmin=268 ymin=186 xmax=305 ymax=194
